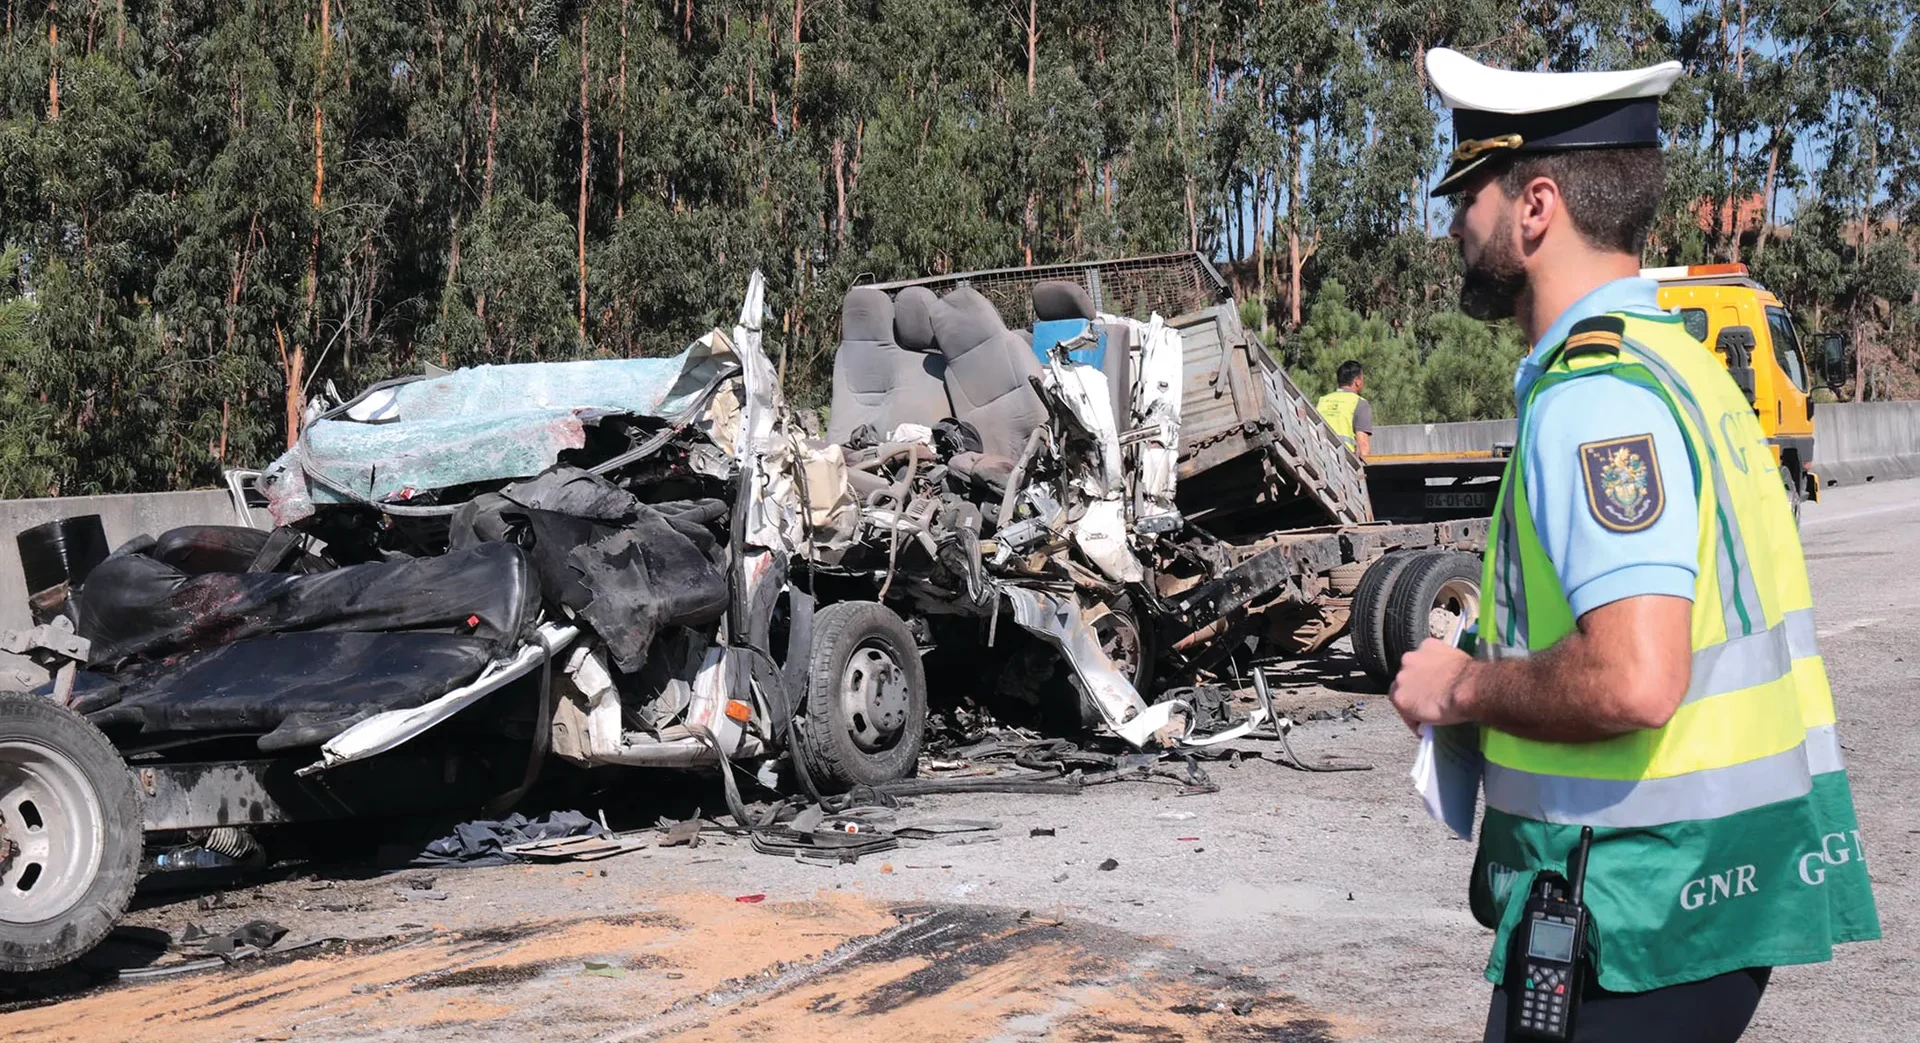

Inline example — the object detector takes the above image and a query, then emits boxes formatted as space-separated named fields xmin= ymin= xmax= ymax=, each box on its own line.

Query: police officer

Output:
xmin=1389 ymin=48 xmax=1880 ymax=1042
xmin=1316 ymin=361 xmax=1373 ymax=458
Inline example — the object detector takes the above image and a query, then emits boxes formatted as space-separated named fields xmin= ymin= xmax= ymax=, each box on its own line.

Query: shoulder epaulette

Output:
xmin=1562 ymin=314 xmax=1625 ymax=358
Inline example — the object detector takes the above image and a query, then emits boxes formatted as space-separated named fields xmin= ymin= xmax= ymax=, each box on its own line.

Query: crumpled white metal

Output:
xmin=299 ymin=622 xmax=581 ymax=776
xmin=1002 ymin=586 xmax=1188 ymax=749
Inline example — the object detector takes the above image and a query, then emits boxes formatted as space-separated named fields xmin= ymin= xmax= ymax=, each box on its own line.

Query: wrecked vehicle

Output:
xmin=2 ymin=255 xmax=1483 ymax=973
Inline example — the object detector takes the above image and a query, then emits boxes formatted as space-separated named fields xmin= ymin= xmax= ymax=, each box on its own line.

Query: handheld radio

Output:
xmin=1506 ymin=826 xmax=1594 ymax=1041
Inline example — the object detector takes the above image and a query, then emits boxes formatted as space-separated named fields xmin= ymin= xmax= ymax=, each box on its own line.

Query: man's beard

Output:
xmin=1458 ymin=214 xmax=1527 ymax=321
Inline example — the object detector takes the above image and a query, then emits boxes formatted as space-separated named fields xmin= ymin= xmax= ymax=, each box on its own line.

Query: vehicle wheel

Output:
xmin=1326 ymin=561 xmax=1369 ymax=596
xmin=0 ymin=694 xmax=142 ymax=973
xmin=1383 ymin=551 xmax=1482 ymax=679
xmin=1781 ymin=464 xmax=1803 ymax=526
xmin=1350 ymin=551 xmax=1423 ymax=688
xmin=796 ymin=602 xmax=927 ymax=792
xmin=1075 ymin=593 xmax=1157 ymax=730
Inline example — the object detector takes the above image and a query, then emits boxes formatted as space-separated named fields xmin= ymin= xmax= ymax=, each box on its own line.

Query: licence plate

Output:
xmin=1425 ymin=491 xmax=1489 ymax=510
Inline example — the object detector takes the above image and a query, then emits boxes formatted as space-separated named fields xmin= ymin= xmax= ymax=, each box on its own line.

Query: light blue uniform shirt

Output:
xmin=1518 ymin=277 xmax=1699 ymax=618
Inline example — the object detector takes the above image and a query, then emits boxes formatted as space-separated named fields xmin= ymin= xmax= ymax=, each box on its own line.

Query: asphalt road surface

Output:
xmin=4 ymin=479 xmax=1913 ymax=1043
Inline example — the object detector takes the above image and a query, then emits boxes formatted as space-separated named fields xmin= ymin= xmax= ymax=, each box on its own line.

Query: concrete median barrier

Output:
xmin=1374 ymin=401 xmax=1920 ymax=490
xmin=1 ymin=490 xmax=240 ymax=632
xmin=1805 ymin=401 xmax=1920 ymax=487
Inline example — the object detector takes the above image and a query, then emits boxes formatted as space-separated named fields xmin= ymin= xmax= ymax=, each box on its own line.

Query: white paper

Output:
xmin=1410 ymin=722 xmax=1484 ymax=840
xmin=1408 ymin=614 xmax=1482 ymax=839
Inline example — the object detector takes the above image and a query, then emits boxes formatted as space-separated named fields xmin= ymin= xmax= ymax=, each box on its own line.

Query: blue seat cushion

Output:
xmin=1031 ymin=319 xmax=1106 ymax=370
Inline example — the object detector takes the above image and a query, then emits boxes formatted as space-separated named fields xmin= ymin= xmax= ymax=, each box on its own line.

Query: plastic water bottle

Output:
xmin=145 ymin=847 xmax=236 ymax=873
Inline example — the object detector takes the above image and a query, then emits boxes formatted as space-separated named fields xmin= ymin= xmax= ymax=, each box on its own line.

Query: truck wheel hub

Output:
xmin=0 ymin=738 xmax=106 ymax=925
xmin=840 ymin=645 xmax=910 ymax=752
xmin=1425 ymin=578 xmax=1480 ymax=642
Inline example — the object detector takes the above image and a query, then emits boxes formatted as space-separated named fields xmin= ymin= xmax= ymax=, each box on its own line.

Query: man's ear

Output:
xmin=1517 ymin=175 xmax=1561 ymax=246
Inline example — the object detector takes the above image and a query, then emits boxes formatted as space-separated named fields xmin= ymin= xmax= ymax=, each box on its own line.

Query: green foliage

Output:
xmin=0 ymin=1 xmax=1914 ymax=497
xmin=1290 ymin=280 xmax=1523 ymax=425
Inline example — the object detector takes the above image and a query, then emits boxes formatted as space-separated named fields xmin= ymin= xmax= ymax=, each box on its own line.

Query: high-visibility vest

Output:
xmin=1316 ymin=389 xmax=1362 ymax=448
xmin=1473 ymin=312 xmax=1879 ymax=993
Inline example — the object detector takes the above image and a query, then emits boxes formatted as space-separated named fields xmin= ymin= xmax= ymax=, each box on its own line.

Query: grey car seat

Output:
xmin=1031 ymin=279 xmax=1132 ymax=430
xmin=929 ymin=286 xmax=1049 ymax=463
xmin=826 ymin=287 xmax=953 ymax=445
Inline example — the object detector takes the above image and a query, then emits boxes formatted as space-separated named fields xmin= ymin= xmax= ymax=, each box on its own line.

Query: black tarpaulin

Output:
xmin=450 ymin=468 xmax=728 ymax=673
xmin=77 ymin=630 xmax=498 ymax=749
xmin=75 ymin=540 xmax=537 ymax=668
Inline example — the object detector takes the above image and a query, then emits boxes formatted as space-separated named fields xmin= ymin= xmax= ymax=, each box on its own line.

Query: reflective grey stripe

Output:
xmin=1492 ymin=463 xmax=1530 ymax=645
xmin=1681 ymin=607 xmax=1813 ymax=705
xmin=1785 ymin=607 xmax=1819 ymax=659
xmin=1806 ymin=722 xmax=1845 ymax=775
xmin=1623 ymin=338 xmax=1765 ymax=638
xmin=1483 ymin=741 xmax=1815 ymax=828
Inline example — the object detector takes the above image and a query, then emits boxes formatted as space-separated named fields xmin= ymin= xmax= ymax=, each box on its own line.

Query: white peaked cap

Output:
xmin=1426 ymin=48 xmax=1682 ymax=115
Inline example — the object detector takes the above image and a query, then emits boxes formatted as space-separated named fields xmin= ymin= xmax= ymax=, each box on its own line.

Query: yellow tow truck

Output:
xmin=1642 ymin=262 xmax=1841 ymax=511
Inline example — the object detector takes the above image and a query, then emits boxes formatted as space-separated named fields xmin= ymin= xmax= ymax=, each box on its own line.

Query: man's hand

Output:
xmin=1389 ymin=638 xmax=1475 ymax=733
xmin=1390 ymin=596 xmax=1693 ymax=744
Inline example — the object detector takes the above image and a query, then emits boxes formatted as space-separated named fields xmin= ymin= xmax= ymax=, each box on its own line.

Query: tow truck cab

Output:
xmin=1642 ymin=263 xmax=1822 ymax=505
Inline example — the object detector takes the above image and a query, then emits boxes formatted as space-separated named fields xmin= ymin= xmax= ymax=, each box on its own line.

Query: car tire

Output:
xmin=1383 ymin=551 xmax=1483 ymax=679
xmin=1351 ymin=551 xmax=1423 ymax=689
xmin=796 ymin=601 xmax=927 ymax=793
xmin=0 ymin=693 xmax=143 ymax=974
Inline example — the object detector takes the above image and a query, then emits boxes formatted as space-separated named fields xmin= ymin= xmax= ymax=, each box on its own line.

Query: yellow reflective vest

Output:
xmin=1472 ymin=312 xmax=1879 ymax=993
xmin=1316 ymin=389 xmax=1362 ymax=449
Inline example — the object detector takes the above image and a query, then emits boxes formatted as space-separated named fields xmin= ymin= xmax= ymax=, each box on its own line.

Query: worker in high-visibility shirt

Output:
xmin=1315 ymin=360 xmax=1372 ymax=458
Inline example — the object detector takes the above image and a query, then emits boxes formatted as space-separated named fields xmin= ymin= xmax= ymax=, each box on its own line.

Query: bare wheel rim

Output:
xmin=1091 ymin=611 xmax=1143 ymax=685
xmin=1425 ymin=577 xmax=1480 ymax=642
xmin=0 ymin=738 xmax=107 ymax=926
xmin=839 ymin=643 xmax=910 ymax=753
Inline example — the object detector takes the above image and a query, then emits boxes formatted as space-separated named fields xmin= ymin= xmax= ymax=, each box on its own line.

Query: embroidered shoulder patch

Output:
xmin=1579 ymin=434 xmax=1664 ymax=533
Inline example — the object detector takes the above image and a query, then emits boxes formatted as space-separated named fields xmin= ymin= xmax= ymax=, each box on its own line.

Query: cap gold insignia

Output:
xmin=1449 ymin=133 xmax=1525 ymax=164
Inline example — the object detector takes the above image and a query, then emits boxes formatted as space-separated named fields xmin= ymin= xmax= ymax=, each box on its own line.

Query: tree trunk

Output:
xmin=1288 ymin=123 xmax=1302 ymax=328
xmin=1254 ymin=166 xmax=1267 ymax=334
xmin=276 ymin=325 xmax=305 ymax=449
xmin=223 ymin=212 xmax=260 ymax=365
xmin=832 ymin=135 xmax=848 ymax=250
xmin=616 ymin=0 xmax=628 ymax=219
xmin=483 ymin=67 xmax=499 ymax=204
xmin=1025 ymin=0 xmax=1038 ymax=96
xmin=304 ymin=0 xmax=329 ymax=337
xmin=577 ymin=6 xmax=590 ymax=344
xmin=47 ymin=3 xmax=58 ymax=120
xmin=1753 ymin=133 xmax=1780 ymax=266
xmin=790 ymin=0 xmax=803 ymax=131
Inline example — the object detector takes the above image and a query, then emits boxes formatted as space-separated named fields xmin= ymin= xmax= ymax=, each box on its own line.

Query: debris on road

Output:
xmin=197 ymin=920 xmax=288 ymax=957
xmin=659 ymin=819 xmax=704 ymax=849
xmin=501 ymin=833 xmax=650 ymax=863
xmin=404 ymin=811 xmax=609 ymax=868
